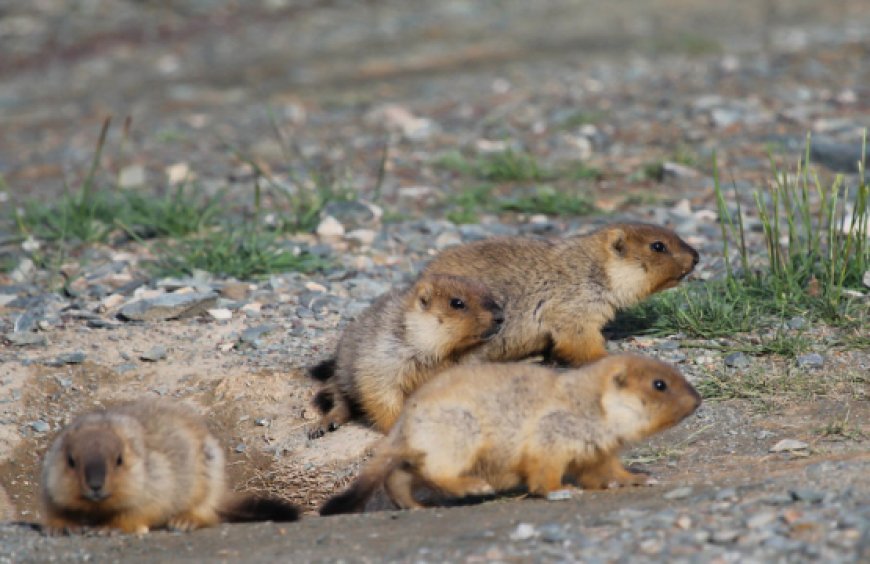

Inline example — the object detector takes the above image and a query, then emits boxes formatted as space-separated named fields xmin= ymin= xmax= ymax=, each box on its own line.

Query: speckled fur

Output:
xmin=319 ymin=354 xmax=701 ymax=514
xmin=422 ymin=223 xmax=699 ymax=366
xmin=41 ymin=399 xmax=298 ymax=535
xmin=310 ymin=274 xmax=503 ymax=436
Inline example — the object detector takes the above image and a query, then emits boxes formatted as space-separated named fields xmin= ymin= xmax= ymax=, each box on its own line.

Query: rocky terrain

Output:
xmin=0 ymin=0 xmax=868 ymax=561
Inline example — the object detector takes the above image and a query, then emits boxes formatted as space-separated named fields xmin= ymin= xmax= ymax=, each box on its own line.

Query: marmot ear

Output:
xmin=612 ymin=369 xmax=627 ymax=388
xmin=416 ymin=282 xmax=433 ymax=310
xmin=608 ymin=229 xmax=627 ymax=256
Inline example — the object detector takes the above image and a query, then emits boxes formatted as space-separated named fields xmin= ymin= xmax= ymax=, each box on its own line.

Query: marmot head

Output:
xmin=598 ymin=355 xmax=701 ymax=442
xmin=42 ymin=412 xmax=146 ymax=517
xmin=598 ymin=223 xmax=699 ymax=306
xmin=405 ymin=274 xmax=504 ymax=359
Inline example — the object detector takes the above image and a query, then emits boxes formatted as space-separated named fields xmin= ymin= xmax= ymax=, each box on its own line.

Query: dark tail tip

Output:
xmin=221 ymin=496 xmax=300 ymax=523
xmin=319 ymin=484 xmax=370 ymax=516
xmin=308 ymin=358 xmax=337 ymax=382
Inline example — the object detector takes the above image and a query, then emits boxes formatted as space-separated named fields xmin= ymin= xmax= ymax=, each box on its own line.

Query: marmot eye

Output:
xmin=653 ymin=379 xmax=668 ymax=392
xmin=450 ymin=298 xmax=466 ymax=310
xmin=116 ymin=455 xmax=123 ymax=467
xmin=67 ymin=455 xmax=76 ymax=469
xmin=650 ymin=241 xmax=667 ymax=253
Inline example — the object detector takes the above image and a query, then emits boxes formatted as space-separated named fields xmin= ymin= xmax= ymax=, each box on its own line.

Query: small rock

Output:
xmin=321 ymin=201 xmax=380 ymax=230
xmin=538 ymin=523 xmax=567 ymax=543
xmin=787 ymin=316 xmax=807 ymax=330
xmin=56 ymin=351 xmax=86 ymax=365
xmin=434 ymin=231 xmax=462 ymax=250
xmin=345 ymin=228 xmax=376 ymax=247
xmin=790 ymin=489 xmax=825 ymax=503
xmin=675 ymin=515 xmax=692 ymax=529
xmin=234 ymin=443 xmax=247 ymax=454
xmin=316 ymin=216 xmax=345 ymax=239
xmin=763 ymin=493 xmax=795 ymax=506
xmin=746 ymin=511 xmax=777 ymax=529
xmin=664 ymin=486 xmax=693 ymax=500
xmin=710 ymin=529 xmax=740 ymax=544
xmin=715 ymin=487 xmax=738 ymax=501
xmin=770 ymin=439 xmax=809 ymax=453
xmin=639 ymin=538 xmax=664 ymax=554
xmin=863 ymin=270 xmax=870 ymax=289
xmin=796 ymin=353 xmax=824 ymax=369
xmin=30 ymin=420 xmax=50 ymax=433
xmin=208 ymin=308 xmax=233 ymax=321
xmin=140 ymin=345 xmax=167 ymax=362
xmin=509 ymin=523 xmax=537 ymax=541
xmin=118 ymin=165 xmax=146 ymax=187
xmin=546 ymin=489 xmax=574 ymax=501
xmin=724 ymin=351 xmax=751 ymax=368
xmin=119 ymin=291 xmax=218 ymax=321
xmin=10 ymin=258 xmax=35 ymax=283
xmin=240 ymin=324 xmax=275 ymax=344
xmin=4 ymin=332 xmax=47 ymax=346
xmin=254 ymin=418 xmax=270 ymax=427
xmin=220 ymin=283 xmax=250 ymax=301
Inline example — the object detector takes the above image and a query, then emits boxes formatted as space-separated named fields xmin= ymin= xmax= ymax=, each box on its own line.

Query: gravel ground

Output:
xmin=0 ymin=0 xmax=868 ymax=561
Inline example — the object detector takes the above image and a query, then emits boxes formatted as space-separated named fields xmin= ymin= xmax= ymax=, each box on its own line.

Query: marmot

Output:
xmin=422 ymin=223 xmax=699 ymax=365
xmin=320 ymin=354 xmax=701 ymax=514
xmin=308 ymin=274 xmax=504 ymax=437
xmin=41 ymin=399 xmax=299 ymax=535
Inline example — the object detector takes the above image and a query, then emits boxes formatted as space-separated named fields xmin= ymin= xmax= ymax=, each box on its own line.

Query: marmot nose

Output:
xmin=493 ymin=312 xmax=505 ymax=325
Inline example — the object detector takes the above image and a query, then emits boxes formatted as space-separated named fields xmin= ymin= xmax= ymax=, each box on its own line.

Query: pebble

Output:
xmin=796 ymin=353 xmax=824 ymax=368
xmin=119 ymin=291 xmax=218 ymax=321
xmin=140 ymin=345 xmax=167 ymax=362
xmin=220 ymin=282 xmax=250 ymax=301
xmin=710 ymin=529 xmax=740 ymax=544
xmin=30 ymin=420 xmax=50 ymax=433
xmin=316 ymin=216 xmax=345 ymax=239
xmin=4 ymin=332 xmax=47 ymax=346
xmin=790 ymin=489 xmax=825 ymax=503
xmin=240 ymin=324 xmax=275 ymax=344
xmin=545 ymin=489 xmax=574 ymax=501
xmin=769 ymin=439 xmax=809 ymax=453
xmin=664 ymin=487 xmax=693 ymax=500
xmin=724 ymin=351 xmax=751 ymax=368
xmin=509 ymin=523 xmax=537 ymax=541
xmin=864 ymin=270 xmax=870 ymax=289
xmin=746 ymin=511 xmax=778 ymax=529
xmin=54 ymin=351 xmax=87 ymax=365
xmin=208 ymin=308 xmax=233 ymax=321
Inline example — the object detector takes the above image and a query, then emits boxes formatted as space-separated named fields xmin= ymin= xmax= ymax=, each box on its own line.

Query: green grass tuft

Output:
xmin=436 ymin=149 xmax=553 ymax=182
xmin=154 ymin=229 xmax=329 ymax=279
xmin=632 ymin=133 xmax=869 ymax=349
xmin=497 ymin=186 xmax=596 ymax=216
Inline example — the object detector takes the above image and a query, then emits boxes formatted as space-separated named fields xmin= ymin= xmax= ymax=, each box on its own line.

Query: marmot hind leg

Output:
xmin=550 ymin=326 xmax=607 ymax=366
xmin=307 ymin=398 xmax=352 ymax=439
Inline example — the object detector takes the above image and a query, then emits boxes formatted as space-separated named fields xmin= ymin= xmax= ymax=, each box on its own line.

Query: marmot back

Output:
xmin=320 ymin=354 xmax=701 ymax=514
xmin=308 ymin=274 xmax=504 ymax=437
xmin=422 ymin=223 xmax=699 ymax=366
xmin=41 ymin=399 xmax=299 ymax=534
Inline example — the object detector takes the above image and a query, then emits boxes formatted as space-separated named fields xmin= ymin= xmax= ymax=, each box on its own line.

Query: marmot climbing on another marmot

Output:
xmin=422 ymin=223 xmax=699 ymax=365
xmin=41 ymin=399 xmax=299 ymax=534
xmin=308 ymin=274 xmax=504 ymax=437
xmin=320 ymin=354 xmax=701 ymax=514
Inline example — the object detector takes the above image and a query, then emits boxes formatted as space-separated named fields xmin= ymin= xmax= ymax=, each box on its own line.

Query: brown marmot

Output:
xmin=308 ymin=274 xmax=504 ymax=437
xmin=421 ymin=223 xmax=699 ymax=365
xmin=320 ymin=354 xmax=701 ymax=514
xmin=41 ymin=399 xmax=299 ymax=535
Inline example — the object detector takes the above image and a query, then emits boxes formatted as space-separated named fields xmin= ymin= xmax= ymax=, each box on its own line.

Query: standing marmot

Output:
xmin=422 ymin=223 xmax=699 ymax=365
xmin=320 ymin=354 xmax=701 ymax=514
xmin=41 ymin=399 xmax=299 ymax=534
xmin=308 ymin=274 xmax=504 ymax=437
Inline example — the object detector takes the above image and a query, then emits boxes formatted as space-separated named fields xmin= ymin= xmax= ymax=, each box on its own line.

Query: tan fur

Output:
xmin=320 ymin=354 xmax=701 ymax=513
xmin=422 ymin=223 xmax=699 ymax=366
xmin=41 ymin=399 xmax=297 ymax=535
xmin=310 ymin=274 xmax=503 ymax=436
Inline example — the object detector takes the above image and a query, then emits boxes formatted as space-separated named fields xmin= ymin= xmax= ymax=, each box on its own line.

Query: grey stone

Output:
xmin=119 ymin=291 xmax=218 ymax=321
xmin=746 ymin=511 xmax=777 ymax=529
xmin=715 ymin=487 xmax=738 ymax=501
xmin=710 ymin=529 xmax=740 ymax=544
xmin=796 ymin=353 xmax=824 ymax=369
xmin=4 ymin=332 xmax=47 ymax=346
xmin=234 ymin=443 xmax=247 ymax=453
xmin=864 ymin=270 xmax=870 ymax=289
xmin=140 ymin=345 xmax=167 ymax=362
xmin=809 ymin=135 xmax=868 ymax=173
xmin=724 ymin=352 xmax=751 ymax=368
xmin=770 ymin=439 xmax=809 ymax=453
xmin=664 ymin=486 xmax=693 ymax=500
xmin=30 ymin=420 xmax=50 ymax=433
xmin=790 ymin=489 xmax=825 ymax=503
xmin=787 ymin=316 xmax=807 ymax=330
xmin=57 ymin=351 xmax=86 ymax=365
xmin=241 ymin=324 xmax=275 ymax=344
xmin=321 ymin=201 xmax=378 ymax=230
xmin=538 ymin=523 xmax=567 ymax=543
